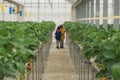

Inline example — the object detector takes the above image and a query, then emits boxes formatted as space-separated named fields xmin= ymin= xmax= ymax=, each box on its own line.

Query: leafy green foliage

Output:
xmin=112 ymin=63 xmax=120 ymax=80
xmin=0 ymin=21 xmax=55 ymax=79
xmin=64 ymin=21 xmax=120 ymax=79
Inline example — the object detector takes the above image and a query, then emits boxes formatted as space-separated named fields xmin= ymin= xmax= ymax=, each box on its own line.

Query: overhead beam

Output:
xmin=4 ymin=2 xmax=70 ymax=4
xmin=48 ymin=0 xmax=53 ymax=9
xmin=67 ymin=0 xmax=77 ymax=4
xmin=4 ymin=0 xmax=24 ymax=7
xmin=72 ymin=0 xmax=82 ymax=7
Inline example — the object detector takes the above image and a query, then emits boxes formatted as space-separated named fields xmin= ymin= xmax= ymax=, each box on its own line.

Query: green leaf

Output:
xmin=0 ymin=21 xmax=54 ymax=78
xmin=15 ymin=62 xmax=25 ymax=74
xmin=3 ymin=63 xmax=17 ymax=77
xmin=0 ymin=74 xmax=4 ymax=80
xmin=115 ymin=47 xmax=120 ymax=59
xmin=103 ymin=41 xmax=116 ymax=50
xmin=102 ymin=50 xmax=116 ymax=59
xmin=112 ymin=63 xmax=120 ymax=80
xmin=0 ymin=28 xmax=8 ymax=37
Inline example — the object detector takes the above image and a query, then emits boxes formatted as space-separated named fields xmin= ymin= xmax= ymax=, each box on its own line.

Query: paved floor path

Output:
xmin=42 ymin=42 xmax=78 ymax=80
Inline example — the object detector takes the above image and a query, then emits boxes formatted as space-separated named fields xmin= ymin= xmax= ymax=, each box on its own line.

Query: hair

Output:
xmin=57 ymin=26 xmax=60 ymax=30
xmin=60 ymin=24 xmax=63 ymax=28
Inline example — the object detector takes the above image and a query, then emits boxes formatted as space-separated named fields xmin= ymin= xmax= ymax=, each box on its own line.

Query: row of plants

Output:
xmin=64 ymin=22 xmax=120 ymax=80
xmin=0 ymin=21 xmax=55 ymax=80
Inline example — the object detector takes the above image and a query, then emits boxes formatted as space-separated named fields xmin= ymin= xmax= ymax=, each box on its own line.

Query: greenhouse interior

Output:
xmin=0 ymin=0 xmax=120 ymax=80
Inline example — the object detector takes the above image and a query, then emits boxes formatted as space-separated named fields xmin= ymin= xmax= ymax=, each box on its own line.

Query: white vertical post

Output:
xmin=113 ymin=0 xmax=119 ymax=29
xmin=95 ymin=0 xmax=100 ymax=27
xmin=91 ymin=0 xmax=94 ymax=25
xmin=103 ymin=0 xmax=108 ymax=30
xmin=87 ymin=0 xmax=90 ymax=24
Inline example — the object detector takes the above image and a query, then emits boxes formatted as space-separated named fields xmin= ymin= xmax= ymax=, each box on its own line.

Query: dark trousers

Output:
xmin=60 ymin=39 xmax=64 ymax=48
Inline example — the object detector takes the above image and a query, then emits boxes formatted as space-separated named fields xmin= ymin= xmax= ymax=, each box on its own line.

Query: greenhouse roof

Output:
xmin=67 ymin=0 xmax=78 ymax=4
xmin=0 ymin=0 xmax=76 ymax=24
xmin=8 ymin=0 xmax=78 ymax=5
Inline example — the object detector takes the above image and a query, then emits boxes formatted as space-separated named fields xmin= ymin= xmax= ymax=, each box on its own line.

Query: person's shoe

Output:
xmin=60 ymin=46 xmax=64 ymax=48
xmin=56 ymin=46 xmax=59 ymax=49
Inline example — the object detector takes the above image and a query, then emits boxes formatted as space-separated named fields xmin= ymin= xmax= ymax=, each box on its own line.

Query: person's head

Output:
xmin=57 ymin=26 xmax=60 ymax=30
xmin=60 ymin=24 xmax=63 ymax=29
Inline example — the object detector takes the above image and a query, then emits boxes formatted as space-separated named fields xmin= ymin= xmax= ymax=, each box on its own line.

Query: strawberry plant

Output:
xmin=0 ymin=21 xmax=55 ymax=80
xmin=64 ymin=21 xmax=120 ymax=80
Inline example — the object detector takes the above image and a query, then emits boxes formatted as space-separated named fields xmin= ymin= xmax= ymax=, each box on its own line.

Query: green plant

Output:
xmin=0 ymin=21 xmax=55 ymax=80
xmin=64 ymin=21 xmax=120 ymax=79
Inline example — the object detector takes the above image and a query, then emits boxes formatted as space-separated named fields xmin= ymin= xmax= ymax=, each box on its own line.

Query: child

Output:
xmin=60 ymin=25 xmax=65 ymax=48
xmin=55 ymin=26 xmax=61 ymax=49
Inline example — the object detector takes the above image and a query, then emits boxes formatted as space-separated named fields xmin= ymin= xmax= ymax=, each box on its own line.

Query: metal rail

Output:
xmin=26 ymin=34 xmax=52 ymax=80
xmin=3 ymin=33 xmax=52 ymax=80
xmin=66 ymin=35 xmax=98 ymax=80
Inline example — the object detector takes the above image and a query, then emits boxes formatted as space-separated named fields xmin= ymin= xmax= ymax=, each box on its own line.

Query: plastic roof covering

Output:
xmin=7 ymin=0 xmax=73 ymax=5
xmin=66 ymin=0 xmax=78 ymax=4
xmin=3 ymin=0 xmax=72 ymax=11
xmin=5 ymin=0 xmax=78 ymax=4
xmin=0 ymin=0 xmax=72 ymax=25
xmin=0 ymin=0 xmax=114 ymax=25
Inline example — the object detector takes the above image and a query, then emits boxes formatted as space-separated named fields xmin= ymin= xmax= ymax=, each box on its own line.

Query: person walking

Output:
xmin=60 ymin=25 xmax=65 ymax=48
xmin=55 ymin=26 xmax=61 ymax=49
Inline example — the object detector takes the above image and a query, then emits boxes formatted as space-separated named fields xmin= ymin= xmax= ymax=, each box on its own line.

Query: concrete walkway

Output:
xmin=42 ymin=42 xmax=78 ymax=80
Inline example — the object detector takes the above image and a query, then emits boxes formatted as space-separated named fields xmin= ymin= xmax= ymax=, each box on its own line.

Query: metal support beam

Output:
xmin=38 ymin=0 xmax=40 ymax=21
xmin=71 ymin=6 xmax=76 ymax=22
xmin=87 ymin=0 xmax=90 ymax=24
xmin=1 ymin=0 xmax=5 ymax=21
xmin=4 ymin=0 xmax=24 ymax=21
xmin=83 ymin=2 xmax=86 ymax=24
xmin=84 ymin=1 xmax=87 ymax=24
xmin=113 ymin=0 xmax=119 ymax=29
xmin=91 ymin=0 xmax=94 ymax=25
xmin=81 ymin=3 xmax=84 ymax=23
xmin=72 ymin=0 xmax=82 ymax=7
xmin=76 ymin=4 xmax=80 ymax=20
xmin=95 ymin=0 xmax=100 ymax=27
xmin=48 ymin=0 xmax=53 ymax=9
xmin=4 ymin=0 xmax=24 ymax=7
xmin=103 ymin=0 xmax=108 ymax=30
xmin=72 ymin=0 xmax=82 ymax=22
xmin=4 ymin=2 xmax=70 ymax=4
xmin=78 ymin=4 xmax=81 ymax=19
xmin=76 ymin=5 xmax=78 ymax=20
xmin=80 ymin=4 xmax=82 ymax=20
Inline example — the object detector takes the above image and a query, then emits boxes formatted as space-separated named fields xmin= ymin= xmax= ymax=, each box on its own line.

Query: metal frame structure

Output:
xmin=66 ymin=35 xmax=98 ymax=80
xmin=0 ymin=0 xmax=71 ymax=24
xmin=4 ymin=0 xmax=24 ymax=7
xmin=72 ymin=0 xmax=120 ymax=29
